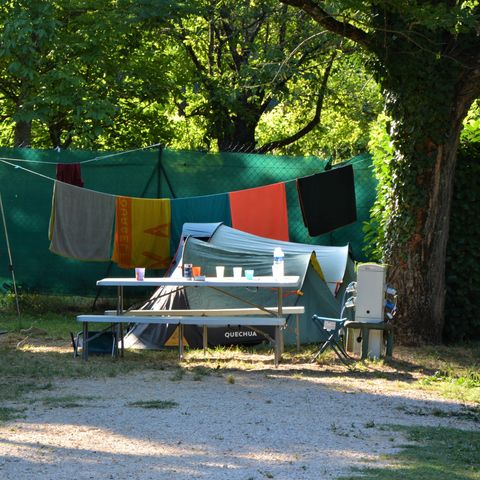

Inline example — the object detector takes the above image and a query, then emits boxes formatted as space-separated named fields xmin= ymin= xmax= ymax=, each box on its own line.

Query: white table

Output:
xmin=91 ymin=275 xmax=301 ymax=365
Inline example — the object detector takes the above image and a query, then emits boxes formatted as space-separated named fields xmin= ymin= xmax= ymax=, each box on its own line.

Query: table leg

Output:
xmin=116 ymin=286 xmax=124 ymax=358
xmin=274 ymin=325 xmax=280 ymax=367
xmin=119 ymin=323 xmax=124 ymax=358
xmin=386 ymin=328 xmax=393 ymax=358
xmin=361 ymin=327 xmax=370 ymax=360
xmin=202 ymin=325 xmax=208 ymax=354
xmin=277 ymin=287 xmax=284 ymax=356
xmin=82 ymin=321 xmax=88 ymax=361
xmin=178 ymin=324 xmax=184 ymax=360
xmin=296 ymin=314 xmax=300 ymax=352
xmin=117 ymin=286 xmax=123 ymax=315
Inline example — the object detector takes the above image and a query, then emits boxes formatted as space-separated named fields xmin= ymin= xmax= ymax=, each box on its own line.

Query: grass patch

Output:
xmin=340 ymin=425 xmax=480 ymax=480
xmin=0 ymin=312 xmax=79 ymax=340
xmin=397 ymin=405 xmax=480 ymax=423
xmin=40 ymin=395 xmax=94 ymax=408
xmin=0 ymin=406 xmax=27 ymax=423
xmin=169 ymin=367 xmax=185 ymax=381
xmin=191 ymin=365 xmax=211 ymax=381
xmin=418 ymin=367 xmax=480 ymax=404
xmin=127 ymin=400 xmax=178 ymax=409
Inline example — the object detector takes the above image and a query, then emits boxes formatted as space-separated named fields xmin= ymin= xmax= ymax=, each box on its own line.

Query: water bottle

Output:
xmin=273 ymin=247 xmax=284 ymax=278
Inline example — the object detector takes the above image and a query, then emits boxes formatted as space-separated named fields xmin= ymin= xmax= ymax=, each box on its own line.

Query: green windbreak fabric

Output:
xmin=0 ymin=146 xmax=374 ymax=296
xmin=170 ymin=193 xmax=232 ymax=254
xmin=159 ymin=149 xmax=328 ymax=197
xmin=182 ymin=238 xmax=341 ymax=345
xmin=0 ymin=147 xmax=161 ymax=296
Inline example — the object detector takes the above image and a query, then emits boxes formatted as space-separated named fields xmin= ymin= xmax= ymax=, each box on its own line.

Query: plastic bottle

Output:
xmin=273 ymin=247 xmax=284 ymax=278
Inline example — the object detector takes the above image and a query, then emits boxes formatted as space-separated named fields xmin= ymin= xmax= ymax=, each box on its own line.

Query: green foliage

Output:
xmin=461 ymin=100 xmax=480 ymax=143
xmin=257 ymin=51 xmax=382 ymax=160
xmin=0 ymin=0 xmax=177 ymax=149
xmin=0 ymin=0 xmax=382 ymax=154
xmin=363 ymin=113 xmax=394 ymax=262
xmin=444 ymin=141 xmax=480 ymax=342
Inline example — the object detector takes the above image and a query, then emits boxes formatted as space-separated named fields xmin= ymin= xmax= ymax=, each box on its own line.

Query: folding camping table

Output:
xmin=80 ymin=275 xmax=301 ymax=366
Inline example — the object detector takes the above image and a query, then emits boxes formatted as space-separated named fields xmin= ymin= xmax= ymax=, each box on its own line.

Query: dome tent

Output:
xmin=124 ymin=224 xmax=355 ymax=349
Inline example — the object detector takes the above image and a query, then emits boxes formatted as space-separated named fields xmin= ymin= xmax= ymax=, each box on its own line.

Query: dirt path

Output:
xmin=0 ymin=365 xmax=476 ymax=480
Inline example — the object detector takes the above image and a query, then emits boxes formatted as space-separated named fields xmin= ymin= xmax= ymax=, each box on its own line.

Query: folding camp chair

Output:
xmin=311 ymin=315 xmax=352 ymax=366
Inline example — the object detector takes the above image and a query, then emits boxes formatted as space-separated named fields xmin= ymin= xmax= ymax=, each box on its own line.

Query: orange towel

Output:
xmin=112 ymin=196 xmax=171 ymax=269
xmin=229 ymin=182 xmax=289 ymax=241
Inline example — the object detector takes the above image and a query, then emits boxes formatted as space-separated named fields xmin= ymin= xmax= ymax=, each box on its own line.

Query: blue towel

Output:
xmin=170 ymin=193 xmax=232 ymax=252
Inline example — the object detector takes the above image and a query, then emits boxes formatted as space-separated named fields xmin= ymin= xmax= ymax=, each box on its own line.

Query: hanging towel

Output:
xmin=229 ymin=182 xmax=289 ymax=241
xmin=49 ymin=181 xmax=115 ymax=261
xmin=112 ymin=196 xmax=171 ymax=269
xmin=56 ymin=163 xmax=84 ymax=187
xmin=296 ymin=165 xmax=357 ymax=236
xmin=170 ymin=192 xmax=232 ymax=253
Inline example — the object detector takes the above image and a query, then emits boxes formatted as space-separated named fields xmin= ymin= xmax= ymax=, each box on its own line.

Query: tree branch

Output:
xmin=255 ymin=51 xmax=336 ymax=154
xmin=175 ymin=20 xmax=207 ymax=75
xmin=279 ymin=0 xmax=372 ymax=50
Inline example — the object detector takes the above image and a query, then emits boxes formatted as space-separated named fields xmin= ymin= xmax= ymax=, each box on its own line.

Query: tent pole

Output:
xmin=0 ymin=192 xmax=20 ymax=315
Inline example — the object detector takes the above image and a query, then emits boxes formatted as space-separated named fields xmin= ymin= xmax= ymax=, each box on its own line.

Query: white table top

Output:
xmin=96 ymin=275 xmax=301 ymax=288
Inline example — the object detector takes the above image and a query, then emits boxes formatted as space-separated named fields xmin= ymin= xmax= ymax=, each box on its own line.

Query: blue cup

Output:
xmin=245 ymin=269 xmax=254 ymax=280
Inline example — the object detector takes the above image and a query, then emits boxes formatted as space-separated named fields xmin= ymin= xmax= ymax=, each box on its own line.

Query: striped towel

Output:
xmin=112 ymin=196 xmax=171 ymax=269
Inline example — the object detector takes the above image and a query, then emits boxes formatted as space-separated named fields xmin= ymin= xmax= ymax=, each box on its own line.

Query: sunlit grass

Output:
xmin=340 ymin=425 xmax=480 ymax=480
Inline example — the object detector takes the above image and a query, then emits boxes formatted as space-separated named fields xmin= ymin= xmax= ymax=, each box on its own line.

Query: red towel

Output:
xmin=229 ymin=182 xmax=289 ymax=241
xmin=56 ymin=163 xmax=84 ymax=187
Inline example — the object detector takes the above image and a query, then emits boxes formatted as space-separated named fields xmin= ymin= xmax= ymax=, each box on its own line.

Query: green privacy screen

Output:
xmin=0 ymin=147 xmax=376 ymax=296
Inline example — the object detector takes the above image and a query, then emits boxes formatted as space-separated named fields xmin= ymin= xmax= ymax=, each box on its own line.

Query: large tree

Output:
xmin=0 ymin=0 xmax=176 ymax=150
xmin=281 ymin=0 xmax=480 ymax=343
xmin=160 ymin=0 xmax=346 ymax=152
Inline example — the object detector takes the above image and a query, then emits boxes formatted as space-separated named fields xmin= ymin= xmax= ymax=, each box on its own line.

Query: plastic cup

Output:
xmin=216 ymin=266 xmax=225 ymax=278
xmin=135 ymin=267 xmax=145 ymax=281
xmin=245 ymin=269 xmax=254 ymax=280
xmin=192 ymin=266 xmax=202 ymax=277
xmin=233 ymin=267 xmax=242 ymax=278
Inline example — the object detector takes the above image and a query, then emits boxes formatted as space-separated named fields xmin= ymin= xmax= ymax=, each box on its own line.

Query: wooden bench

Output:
xmin=103 ymin=306 xmax=304 ymax=350
xmin=76 ymin=314 xmax=286 ymax=366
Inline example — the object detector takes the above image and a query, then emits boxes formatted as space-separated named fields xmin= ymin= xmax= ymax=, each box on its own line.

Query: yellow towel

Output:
xmin=112 ymin=196 xmax=171 ymax=269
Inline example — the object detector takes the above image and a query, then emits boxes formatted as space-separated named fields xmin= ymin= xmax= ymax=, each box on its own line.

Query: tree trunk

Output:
xmin=14 ymin=120 xmax=32 ymax=148
xmin=217 ymin=115 xmax=257 ymax=152
xmin=388 ymin=139 xmax=457 ymax=344
xmin=384 ymin=97 xmax=471 ymax=344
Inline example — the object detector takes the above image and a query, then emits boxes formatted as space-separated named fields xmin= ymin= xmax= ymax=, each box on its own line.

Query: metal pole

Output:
xmin=0 ymin=191 xmax=20 ymax=315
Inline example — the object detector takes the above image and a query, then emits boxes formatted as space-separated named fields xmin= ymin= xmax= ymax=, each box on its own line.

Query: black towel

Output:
xmin=296 ymin=165 xmax=356 ymax=236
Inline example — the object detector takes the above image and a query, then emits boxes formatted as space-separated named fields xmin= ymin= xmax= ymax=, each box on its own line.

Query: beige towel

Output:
xmin=49 ymin=181 xmax=115 ymax=261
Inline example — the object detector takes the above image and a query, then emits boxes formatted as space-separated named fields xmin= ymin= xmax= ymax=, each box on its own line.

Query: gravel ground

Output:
xmin=0 ymin=365 xmax=477 ymax=480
